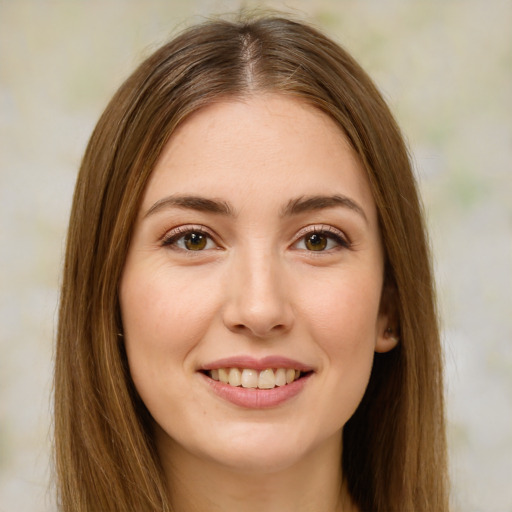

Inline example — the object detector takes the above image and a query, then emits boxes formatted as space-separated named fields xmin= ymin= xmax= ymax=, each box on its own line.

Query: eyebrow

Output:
xmin=144 ymin=195 xmax=233 ymax=218
xmin=144 ymin=193 xmax=367 ymax=223
xmin=281 ymin=194 xmax=368 ymax=223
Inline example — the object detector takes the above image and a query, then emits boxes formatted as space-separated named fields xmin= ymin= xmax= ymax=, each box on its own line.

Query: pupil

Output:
xmin=185 ymin=233 xmax=206 ymax=250
xmin=307 ymin=233 xmax=327 ymax=251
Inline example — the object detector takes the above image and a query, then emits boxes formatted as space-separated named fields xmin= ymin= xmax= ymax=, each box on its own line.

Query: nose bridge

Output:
xmin=224 ymin=244 xmax=293 ymax=338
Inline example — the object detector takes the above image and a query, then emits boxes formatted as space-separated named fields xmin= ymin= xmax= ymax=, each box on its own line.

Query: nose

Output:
xmin=222 ymin=250 xmax=294 ymax=339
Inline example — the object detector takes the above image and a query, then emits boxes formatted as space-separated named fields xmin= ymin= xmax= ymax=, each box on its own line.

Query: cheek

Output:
xmin=119 ymin=265 xmax=220 ymax=388
xmin=121 ymin=263 xmax=216 ymax=340
xmin=296 ymin=272 xmax=381 ymax=424
xmin=300 ymin=272 xmax=382 ymax=350
xmin=119 ymin=269 xmax=216 ymax=427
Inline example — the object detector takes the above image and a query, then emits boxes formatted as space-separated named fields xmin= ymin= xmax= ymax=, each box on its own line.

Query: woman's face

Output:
xmin=120 ymin=94 xmax=395 ymax=473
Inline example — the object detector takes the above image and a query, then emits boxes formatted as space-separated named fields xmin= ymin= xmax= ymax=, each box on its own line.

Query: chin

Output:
xmin=209 ymin=444 xmax=310 ymax=475
xmin=192 ymin=422 xmax=340 ymax=476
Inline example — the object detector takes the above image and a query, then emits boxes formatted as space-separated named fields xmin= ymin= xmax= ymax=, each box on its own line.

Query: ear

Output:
xmin=375 ymin=279 xmax=399 ymax=353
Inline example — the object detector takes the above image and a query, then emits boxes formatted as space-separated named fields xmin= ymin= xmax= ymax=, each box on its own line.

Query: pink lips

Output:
xmin=199 ymin=355 xmax=314 ymax=409
xmin=200 ymin=355 xmax=314 ymax=372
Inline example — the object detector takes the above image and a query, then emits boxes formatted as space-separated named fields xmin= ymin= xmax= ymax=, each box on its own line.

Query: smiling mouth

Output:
xmin=202 ymin=368 xmax=311 ymax=390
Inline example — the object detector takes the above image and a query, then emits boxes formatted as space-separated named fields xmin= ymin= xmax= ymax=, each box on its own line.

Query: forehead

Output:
xmin=142 ymin=94 xmax=377 ymax=221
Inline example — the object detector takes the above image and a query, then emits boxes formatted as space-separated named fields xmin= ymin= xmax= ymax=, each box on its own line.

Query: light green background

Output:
xmin=1 ymin=1 xmax=511 ymax=510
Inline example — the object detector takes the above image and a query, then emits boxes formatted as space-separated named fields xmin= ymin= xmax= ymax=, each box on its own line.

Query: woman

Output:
xmin=54 ymin=14 xmax=448 ymax=512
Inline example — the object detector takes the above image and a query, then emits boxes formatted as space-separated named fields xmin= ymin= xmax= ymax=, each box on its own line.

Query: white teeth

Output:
xmin=241 ymin=369 xmax=258 ymax=388
xmin=275 ymin=368 xmax=286 ymax=387
xmin=209 ymin=367 xmax=305 ymax=389
xmin=258 ymin=369 xmax=276 ymax=389
xmin=228 ymin=368 xmax=241 ymax=387
xmin=218 ymin=368 xmax=229 ymax=384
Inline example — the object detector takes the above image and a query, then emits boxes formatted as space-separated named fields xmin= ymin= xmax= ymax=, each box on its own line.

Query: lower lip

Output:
xmin=201 ymin=372 xmax=312 ymax=409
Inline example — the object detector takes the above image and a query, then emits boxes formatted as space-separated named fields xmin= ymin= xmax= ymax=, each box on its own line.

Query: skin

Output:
xmin=119 ymin=94 xmax=397 ymax=512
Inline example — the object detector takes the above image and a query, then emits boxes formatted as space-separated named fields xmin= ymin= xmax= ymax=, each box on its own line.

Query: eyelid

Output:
xmin=161 ymin=224 xmax=219 ymax=248
xmin=159 ymin=223 xmax=349 ymax=251
xmin=295 ymin=224 xmax=349 ymax=241
xmin=292 ymin=224 xmax=351 ymax=249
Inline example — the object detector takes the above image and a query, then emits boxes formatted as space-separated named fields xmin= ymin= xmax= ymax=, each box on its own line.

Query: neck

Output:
xmin=156 ymin=430 xmax=357 ymax=512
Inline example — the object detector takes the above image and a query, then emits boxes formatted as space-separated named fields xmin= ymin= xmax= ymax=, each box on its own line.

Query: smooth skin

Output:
xmin=119 ymin=94 xmax=397 ymax=512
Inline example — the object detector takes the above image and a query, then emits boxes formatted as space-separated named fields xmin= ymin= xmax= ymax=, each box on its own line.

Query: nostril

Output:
xmin=231 ymin=322 xmax=287 ymax=338
xmin=222 ymin=295 xmax=294 ymax=338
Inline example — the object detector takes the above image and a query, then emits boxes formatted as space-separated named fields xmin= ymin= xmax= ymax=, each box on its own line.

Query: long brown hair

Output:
xmin=54 ymin=13 xmax=448 ymax=512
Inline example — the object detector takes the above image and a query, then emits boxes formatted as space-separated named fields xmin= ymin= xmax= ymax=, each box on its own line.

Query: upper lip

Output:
xmin=200 ymin=355 xmax=314 ymax=372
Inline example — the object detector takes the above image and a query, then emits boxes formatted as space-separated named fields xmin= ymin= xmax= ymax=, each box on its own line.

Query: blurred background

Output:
xmin=0 ymin=1 xmax=510 ymax=510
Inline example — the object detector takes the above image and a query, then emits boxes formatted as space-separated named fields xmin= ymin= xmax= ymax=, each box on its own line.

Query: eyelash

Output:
xmin=160 ymin=225 xmax=350 ymax=252
xmin=161 ymin=225 xmax=217 ymax=251
xmin=293 ymin=225 xmax=350 ymax=252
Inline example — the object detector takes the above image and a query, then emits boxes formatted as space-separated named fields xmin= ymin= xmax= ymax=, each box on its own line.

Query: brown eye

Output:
xmin=305 ymin=233 xmax=328 ymax=251
xmin=184 ymin=232 xmax=208 ymax=251
xmin=293 ymin=228 xmax=349 ymax=252
xmin=162 ymin=227 xmax=217 ymax=251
